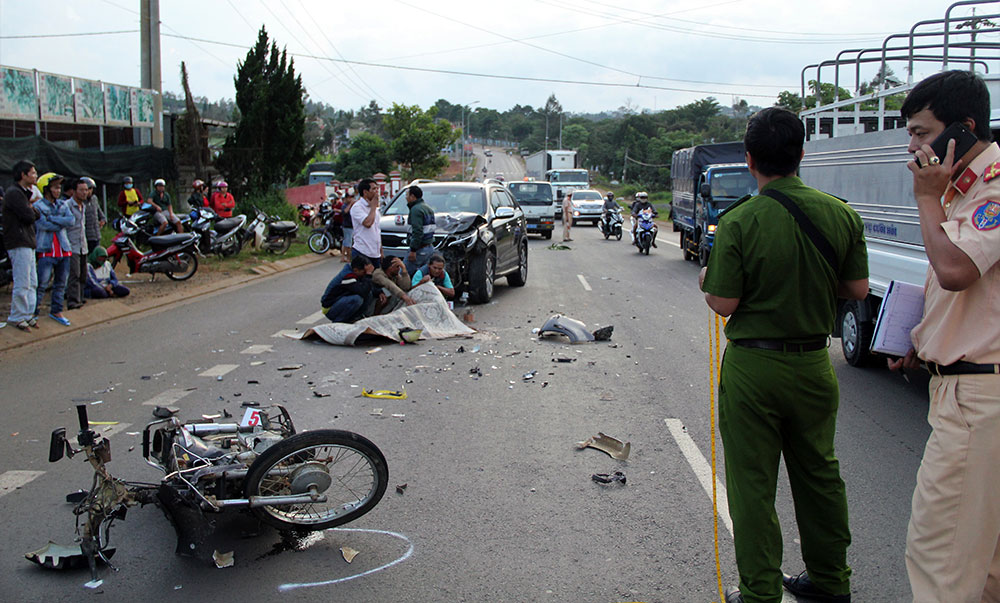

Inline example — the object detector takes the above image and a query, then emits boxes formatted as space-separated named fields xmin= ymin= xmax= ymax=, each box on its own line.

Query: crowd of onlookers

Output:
xmin=1 ymin=159 xmax=131 ymax=333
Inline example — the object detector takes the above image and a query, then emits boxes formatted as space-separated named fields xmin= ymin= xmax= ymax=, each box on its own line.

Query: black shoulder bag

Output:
xmin=761 ymin=188 xmax=839 ymax=274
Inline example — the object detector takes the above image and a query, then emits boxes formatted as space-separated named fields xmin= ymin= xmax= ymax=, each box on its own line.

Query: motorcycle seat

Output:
xmin=215 ymin=217 xmax=243 ymax=233
xmin=148 ymin=233 xmax=193 ymax=249
xmin=269 ymin=221 xmax=298 ymax=234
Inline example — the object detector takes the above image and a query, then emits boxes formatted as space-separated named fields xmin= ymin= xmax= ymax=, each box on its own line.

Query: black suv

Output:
xmin=379 ymin=181 xmax=528 ymax=303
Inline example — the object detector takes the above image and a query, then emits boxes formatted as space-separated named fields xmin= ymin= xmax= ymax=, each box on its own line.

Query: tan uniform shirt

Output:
xmin=372 ymin=268 xmax=411 ymax=299
xmin=911 ymin=142 xmax=1000 ymax=364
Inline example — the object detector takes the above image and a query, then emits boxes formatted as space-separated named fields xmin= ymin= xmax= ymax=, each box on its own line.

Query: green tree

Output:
xmin=216 ymin=27 xmax=308 ymax=198
xmin=333 ymin=132 xmax=392 ymax=181
xmin=561 ymin=123 xmax=589 ymax=149
xmin=382 ymin=103 xmax=458 ymax=179
xmin=775 ymin=90 xmax=803 ymax=112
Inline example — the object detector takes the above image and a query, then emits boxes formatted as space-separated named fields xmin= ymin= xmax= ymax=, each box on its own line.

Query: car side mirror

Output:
xmin=494 ymin=207 xmax=516 ymax=219
xmin=701 ymin=188 xmax=711 ymax=200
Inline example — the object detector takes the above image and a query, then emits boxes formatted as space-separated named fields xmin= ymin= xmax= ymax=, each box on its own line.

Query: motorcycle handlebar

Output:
xmin=76 ymin=404 xmax=89 ymax=432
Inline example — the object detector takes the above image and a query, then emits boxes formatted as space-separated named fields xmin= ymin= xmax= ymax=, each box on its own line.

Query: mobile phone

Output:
xmin=928 ymin=122 xmax=978 ymax=164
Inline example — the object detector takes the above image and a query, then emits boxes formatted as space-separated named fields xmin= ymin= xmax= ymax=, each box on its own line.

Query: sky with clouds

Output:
xmin=0 ymin=0 xmax=992 ymax=115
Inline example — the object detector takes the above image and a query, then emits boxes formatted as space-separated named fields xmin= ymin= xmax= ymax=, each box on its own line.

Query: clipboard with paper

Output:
xmin=870 ymin=280 xmax=925 ymax=357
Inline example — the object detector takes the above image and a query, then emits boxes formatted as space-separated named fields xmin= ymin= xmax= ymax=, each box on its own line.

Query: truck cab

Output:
xmin=507 ymin=179 xmax=556 ymax=239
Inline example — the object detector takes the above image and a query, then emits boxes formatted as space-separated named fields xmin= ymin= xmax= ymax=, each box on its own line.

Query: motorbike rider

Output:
xmin=187 ymin=179 xmax=208 ymax=210
xmin=210 ymin=181 xmax=236 ymax=218
xmin=117 ymin=176 xmax=142 ymax=217
xmin=630 ymin=191 xmax=658 ymax=247
xmin=148 ymin=178 xmax=183 ymax=235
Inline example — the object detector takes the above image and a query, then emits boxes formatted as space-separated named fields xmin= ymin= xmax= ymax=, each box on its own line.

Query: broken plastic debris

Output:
xmin=396 ymin=483 xmax=407 ymax=494
xmin=90 ymin=400 xmax=103 ymax=405
xmin=25 ymin=542 xmax=116 ymax=570
xmin=522 ymin=370 xmax=537 ymax=381
xmin=278 ymin=364 xmax=304 ymax=371
xmin=370 ymin=408 xmax=383 ymax=417
xmin=366 ymin=347 xmax=383 ymax=354
xmin=599 ymin=391 xmax=616 ymax=401
xmin=592 ymin=325 xmax=614 ymax=341
xmin=469 ymin=367 xmax=483 ymax=377
xmin=313 ymin=391 xmax=331 ymax=398
xmin=152 ymin=406 xmax=179 ymax=419
xmin=213 ymin=550 xmax=234 ymax=568
xmin=84 ymin=579 xmax=104 ymax=589
xmin=362 ymin=389 xmax=407 ymax=400
xmin=552 ymin=356 xmax=576 ymax=363
xmin=456 ymin=346 xmax=465 ymax=353
xmin=250 ymin=361 xmax=266 ymax=366
xmin=575 ymin=432 xmax=631 ymax=460
xmin=470 ymin=345 xmax=481 ymax=353
xmin=340 ymin=546 xmax=359 ymax=563
xmin=591 ymin=471 xmax=627 ymax=485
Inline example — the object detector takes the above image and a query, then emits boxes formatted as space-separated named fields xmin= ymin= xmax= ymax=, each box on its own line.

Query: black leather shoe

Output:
xmin=782 ymin=571 xmax=851 ymax=602
xmin=724 ymin=586 xmax=743 ymax=603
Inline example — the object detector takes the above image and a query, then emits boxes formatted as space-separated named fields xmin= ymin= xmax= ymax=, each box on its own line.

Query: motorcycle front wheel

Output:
xmin=307 ymin=230 xmax=331 ymax=254
xmin=244 ymin=429 xmax=388 ymax=531
xmin=165 ymin=251 xmax=198 ymax=281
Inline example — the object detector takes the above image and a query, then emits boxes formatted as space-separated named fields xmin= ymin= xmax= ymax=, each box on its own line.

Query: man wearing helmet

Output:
xmin=117 ymin=176 xmax=142 ymax=217
xmin=148 ymin=178 xmax=182 ymax=234
xmin=210 ymin=181 xmax=236 ymax=218
xmin=630 ymin=192 xmax=658 ymax=247
xmin=187 ymin=179 xmax=208 ymax=210
xmin=80 ymin=177 xmax=105 ymax=255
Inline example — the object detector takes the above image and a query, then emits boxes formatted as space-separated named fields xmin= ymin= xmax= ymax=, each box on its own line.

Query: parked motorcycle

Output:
xmin=125 ymin=205 xmax=191 ymax=247
xmin=297 ymin=203 xmax=318 ymax=227
xmin=188 ymin=205 xmax=247 ymax=257
xmin=27 ymin=403 xmax=387 ymax=584
xmin=633 ymin=208 xmax=657 ymax=255
xmin=107 ymin=218 xmax=199 ymax=280
xmin=599 ymin=208 xmax=623 ymax=241
xmin=307 ymin=208 xmax=343 ymax=254
xmin=245 ymin=206 xmax=298 ymax=254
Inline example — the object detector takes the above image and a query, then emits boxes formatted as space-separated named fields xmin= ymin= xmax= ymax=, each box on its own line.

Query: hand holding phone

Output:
xmin=927 ymin=122 xmax=978 ymax=165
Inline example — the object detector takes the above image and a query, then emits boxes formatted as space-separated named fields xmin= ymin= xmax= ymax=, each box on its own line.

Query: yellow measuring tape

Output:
xmin=709 ymin=312 xmax=726 ymax=603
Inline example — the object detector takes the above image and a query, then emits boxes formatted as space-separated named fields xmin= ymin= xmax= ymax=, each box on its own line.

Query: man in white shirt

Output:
xmin=350 ymin=178 xmax=382 ymax=264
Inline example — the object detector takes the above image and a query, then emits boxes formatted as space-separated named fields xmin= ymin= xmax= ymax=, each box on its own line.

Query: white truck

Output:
xmin=525 ymin=150 xmax=577 ymax=179
xmin=797 ymin=1 xmax=1000 ymax=366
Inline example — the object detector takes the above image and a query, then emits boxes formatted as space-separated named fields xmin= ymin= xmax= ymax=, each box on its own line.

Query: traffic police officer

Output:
xmin=892 ymin=70 xmax=1000 ymax=603
xmin=700 ymin=107 xmax=869 ymax=603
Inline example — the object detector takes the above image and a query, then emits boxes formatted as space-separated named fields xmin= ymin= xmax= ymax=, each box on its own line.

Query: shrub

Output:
xmin=238 ymin=188 xmax=296 ymax=222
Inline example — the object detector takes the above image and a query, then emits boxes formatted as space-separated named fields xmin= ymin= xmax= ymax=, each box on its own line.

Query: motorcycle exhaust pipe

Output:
xmin=213 ymin=492 xmax=328 ymax=508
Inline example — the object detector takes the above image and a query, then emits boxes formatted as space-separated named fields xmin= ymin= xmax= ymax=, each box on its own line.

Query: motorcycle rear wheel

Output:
xmin=244 ymin=429 xmax=388 ymax=531
xmin=269 ymin=236 xmax=293 ymax=255
xmin=165 ymin=251 xmax=198 ymax=281
xmin=307 ymin=231 xmax=331 ymax=254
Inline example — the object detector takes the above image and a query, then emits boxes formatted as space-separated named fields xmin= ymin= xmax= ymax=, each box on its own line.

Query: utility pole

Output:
xmin=622 ymin=148 xmax=629 ymax=183
xmin=141 ymin=0 xmax=164 ymax=148
xmin=558 ymin=112 xmax=563 ymax=149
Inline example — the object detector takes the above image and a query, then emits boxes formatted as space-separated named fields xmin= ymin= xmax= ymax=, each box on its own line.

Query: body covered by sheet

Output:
xmin=295 ymin=281 xmax=475 ymax=346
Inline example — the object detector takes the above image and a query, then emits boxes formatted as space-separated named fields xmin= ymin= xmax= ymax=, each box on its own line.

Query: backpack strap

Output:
xmin=761 ymin=188 xmax=839 ymax=273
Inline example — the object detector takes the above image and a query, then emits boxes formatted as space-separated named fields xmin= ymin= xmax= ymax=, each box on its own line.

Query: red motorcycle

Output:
xmin=107 ymin=218 xmax=200 ymax=280
xmin=297 ymin=203 xmax=318 ymax=227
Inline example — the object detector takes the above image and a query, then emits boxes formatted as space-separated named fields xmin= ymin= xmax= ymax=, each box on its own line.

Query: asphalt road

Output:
xmin=473 ymin=145 xmax=526 ymax=182
xmin=0 ymin=225 xmax=931 ymax=602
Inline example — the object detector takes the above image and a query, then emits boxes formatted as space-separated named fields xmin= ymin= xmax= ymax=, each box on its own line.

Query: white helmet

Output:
xmin=154 ymin=178 xmax=166 ymax=187
xmin=636 ymin=191 xmax=648 ymax=200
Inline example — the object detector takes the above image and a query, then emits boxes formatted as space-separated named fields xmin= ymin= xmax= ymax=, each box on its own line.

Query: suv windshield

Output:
xmin=385 ymin=186 xmax=487 ymax=216
xmin=508 ymin=182 xmax=553 ymax=205
xmin=572 ymin=191 xmax=602 ymax=201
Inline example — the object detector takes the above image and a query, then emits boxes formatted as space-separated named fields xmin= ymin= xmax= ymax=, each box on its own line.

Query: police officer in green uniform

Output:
xmin=699 ymin=107 xmax=870 ymax=603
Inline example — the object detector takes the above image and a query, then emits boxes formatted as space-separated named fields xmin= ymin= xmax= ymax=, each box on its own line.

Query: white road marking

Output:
xmin=664 ymin=236 xmax=680 ymax=248
xmin=577 ymin=274 xmax=592 ymax=291
xmin=142 ymin=387 xmax=194 ymax=407
xmin=297 ymin=311 xmax=326 ymax=325
xmin=272 ymin=329 xmax=301 ymax=338
xmin=241 ymin=344 xmax=273 ymax=355
xmin=0 ymin=470 xmax=45 ymax=497
xmin=665 ymin=418 xmax=732 ymax=535
xmin=199 ymin=364 xmax=239 ymax=378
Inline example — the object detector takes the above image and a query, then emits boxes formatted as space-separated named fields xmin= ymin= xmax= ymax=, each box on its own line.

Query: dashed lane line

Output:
xmin=577 ymin=274 xmax=592 ymax=291
xmin=142 ymin=387 xmax=195 ymax=407
xmin=198 ymin=364 xmax=239 ymax=378
xmin=0 ymin=470 xmax=45 ymax=497
xmin=297 ymin=311 xmax=326 ymax=325
xmin=241 ymin=344 xmax=273 ymax=355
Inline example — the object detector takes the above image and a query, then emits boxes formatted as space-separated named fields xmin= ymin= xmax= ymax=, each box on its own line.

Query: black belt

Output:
xmin=927 ymin=361 xmax=1000 ymax=376
xmin=731 ymin=338 xmax=828 ymax=353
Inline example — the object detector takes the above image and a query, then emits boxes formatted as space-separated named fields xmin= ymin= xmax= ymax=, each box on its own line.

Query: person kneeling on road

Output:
xmin=85 ymin=247 xmax=129 ymax=299
xmin=374 ymin=256 xmax=415 ymax=314
xmin=411 ymin=253 xmax=455 ymax=299
xmin=321 ymin=255 xmax=382 ymax=323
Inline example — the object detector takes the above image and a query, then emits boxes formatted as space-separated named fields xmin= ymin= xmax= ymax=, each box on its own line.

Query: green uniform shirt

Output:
xmin=702 ymin=176 xmax=868 ymax=341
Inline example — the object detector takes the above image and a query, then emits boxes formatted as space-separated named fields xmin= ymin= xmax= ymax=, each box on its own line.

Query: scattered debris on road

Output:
xmin=277 ymin=364 xmax=304 ymax=371
xmin=591 ymin=471 xmax=627 ymax=485
xmin=575 ymin=432 xmax=631 ymax=460
xmin=341 ymin=546 xmax=359 ymax=563
xmin=362 ymin=389 xmax=407 ymax=400
xmin=396 ymin=483 xmax=407 ymax=495
xmin=212 ymin=550 xmax=234 ymax=569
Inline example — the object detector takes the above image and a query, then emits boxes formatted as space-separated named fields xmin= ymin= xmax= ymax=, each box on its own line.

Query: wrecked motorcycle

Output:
xmin=27 ymin=404 xmax=388 ymax=584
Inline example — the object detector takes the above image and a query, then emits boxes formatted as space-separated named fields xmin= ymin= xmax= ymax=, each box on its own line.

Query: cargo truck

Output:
xmin=670 ymin=142 xmax=756 ymax=266
xmin=796 ymin=0 xmax=1000 ymax=366
xmin=525 ymin=150 xmax=577 ymax=179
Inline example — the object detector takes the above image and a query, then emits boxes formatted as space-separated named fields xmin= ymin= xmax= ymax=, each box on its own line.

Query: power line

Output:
xmin=0 ymin=30 xmax=138 ymax=40
xmin=160 ymin=32 xmax=781 ymax=99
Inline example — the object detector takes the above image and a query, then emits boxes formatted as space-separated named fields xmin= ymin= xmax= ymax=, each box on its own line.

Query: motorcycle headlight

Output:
xmin=707 ymin=224 xmax=717 ymax=233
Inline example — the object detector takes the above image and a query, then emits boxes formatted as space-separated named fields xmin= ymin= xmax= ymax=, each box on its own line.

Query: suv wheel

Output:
xmin=469 ymin=251 xmax=495 ymax=303
xmin=507 ymin=242 xmax=527 ymax=287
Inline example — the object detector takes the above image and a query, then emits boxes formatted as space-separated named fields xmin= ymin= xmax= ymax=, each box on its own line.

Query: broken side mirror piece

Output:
xmin=49 ymin=428 xmax=67 ymax=462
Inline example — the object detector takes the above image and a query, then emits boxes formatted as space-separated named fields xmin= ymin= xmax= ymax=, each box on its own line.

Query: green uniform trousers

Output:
xmin=719 ymin=344 xmax=852 ymax=603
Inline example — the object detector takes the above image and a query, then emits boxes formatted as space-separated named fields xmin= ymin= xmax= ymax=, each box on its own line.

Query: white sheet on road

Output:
xmin=293 ymin=281 xmax=475 ymax=346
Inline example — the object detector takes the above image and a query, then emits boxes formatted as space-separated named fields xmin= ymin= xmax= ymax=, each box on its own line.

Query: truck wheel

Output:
xmin=681 ymin=232 xmax=697 ymax=261
xmin=841 ymin=300 xmax=874 ymax=367
xmin=468 ymin=251 xmax=495 ymax=304
xmin=698 ymin=244 xmax=710 ymax=267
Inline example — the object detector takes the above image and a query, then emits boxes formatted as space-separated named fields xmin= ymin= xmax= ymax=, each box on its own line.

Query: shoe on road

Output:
xmin=783 ymin=571 xmax=851 ymax=602
xmin=49 ymin=313 xmax=71 ymax=327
